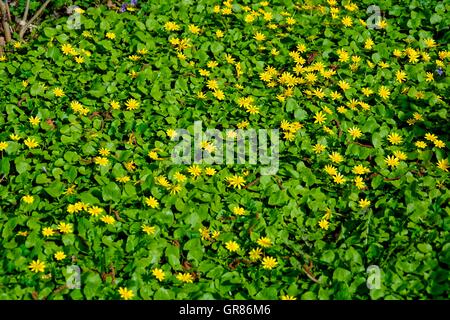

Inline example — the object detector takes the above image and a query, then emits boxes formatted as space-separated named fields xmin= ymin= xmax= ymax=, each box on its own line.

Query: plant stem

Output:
xmin=0 ymin=1 xmax=12 ymax=43
xmin=19 ymin=0 xmax=52 ymax=40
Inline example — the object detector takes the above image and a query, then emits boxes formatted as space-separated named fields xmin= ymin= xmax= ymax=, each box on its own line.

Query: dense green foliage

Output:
xmin=0 ymin=0 xmax=449 ymax=300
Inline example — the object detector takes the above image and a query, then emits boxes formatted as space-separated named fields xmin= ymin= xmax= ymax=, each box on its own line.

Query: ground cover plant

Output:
xmin=0 ymin=0 xmax=449 ymax=300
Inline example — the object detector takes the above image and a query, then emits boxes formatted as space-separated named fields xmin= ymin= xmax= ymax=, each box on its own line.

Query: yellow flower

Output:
xmin=215 ymin=30 xmax=224 ymax=38
xmin=53 ymin=87 xmax=65 ymax=97
xmin=434 ymin=140 xmax=445 ymax=148
xmin=173 ymin=172 xmax=187 ymax=183
xmin=362 ymin=87 xmax=373 ymax=97
xmin=148 ymin=151 xmax=160 ymax=160
xmin=70 ymin=100 xmax=83 ymax=112
xmin=348 ymin=127 xmax=362 ymax=139
xmin=329 ymin=152 xmax=344 ymax=164
xmin=319 ymin=218 xmax=330 ymax=230
xmin=437 ymin=159 xmax=449 ymax=172
xmin=385 ymin=155 xmax=400 ymax=168
xmin=423 ymin=38 xmax=436 ymax=48
xmin=227 ymin=175 xmax=246 ymax=189
xmin=152 ymin=268 xmax=165 ymax=281
xmin=118 ymin=287 xmax=134 ymax=300
xmin=205 ymin=167 xmax=217 ymax=176
xmin=187 ymin=165 xmax=202 ymax=177
xmin=314 ymin=111 xmax=326 ymax=124
xmin=58 ymin=222 xmax=73 ymax=234
xmin=155 ymin=175 xmax=171 ymax=187
xmin=425 ymin=72 xmax=434 ymax=82
xmin=170 ymin=184 xmax=182 ymax=195
xmin=61 ymin=43 xmax=74 ymax=55
xmin=393 ymin=150 xmax=407 ymax=161
xmin=359 ymin=198 xmax=371 ymax=208
xmin=254 ymin=32 xmax=266 ymax=41
xmin=211 ymin=230 xmax=220 ymax=239
xmin=124 ymin=161 xmax=136 ymax=171
xmin=88 ymin=206 xmax=103 ymax=217
xmin=249 ymin=248 xmax=262 ymax=261
xmin=0 ymin=55 xmax=7 ymax=62
xmin=425 ymin=133 xmax=438 ymax=142
xmin=188 ymin=24 xmax=201 ymax=34
xmin=212 ymin=89 xmax=225 ymax=100
xmin=94 ymin=156 xmax=109 ymax=166
xmin=99 ymin=148 xmax=110 ymax=156
xmin=129 ymin=55 xmax=140 ymax=61
xmin=225 ymin=240 xmax=239 ymax=252
xmin=75 ymin=56 xmax=84 ymax=64
xmin=29 ymin=116 xmax=40 ymax=126
xmin=137 ymin=48 xmax=148 ymax=55
xmin=142 ymin=225 xmax=156 ymax=235
xmin=29 ymin=259 xmax=46 ymax=273
xmin=54 ymin=251 xmax=66 ymax=261
xmin=342 ymin=16 xmax=353 ymax=27
xmin=338 ymin=80 xmax=351 ymax=91
xmin=110 ymin=100 xmax=120 ymax=110
xmin=100 ymin=215 xmax=115 ymax=225
xmin=396 ymin=70 xmax=407 ymax=83
xmin=176 ymin=273 xmax=194 ymax=283
xmin=378 ymin=86 xmax=390 ymax=99
xmin=22 ymin=195 xmax=34 ymax=204
xmin=387 ymin=133 xmax=403 ymax=145
xmin=324 ymin=165 xmax=338 ymax=176
xmin=116 ymin=175 xmax=131 ymax=182
xmin=261 ymin=256 xmax=278 ymax=270
xmin=354 ymin=176 xmax=366 ymax=190
xmin=0 ymin=141 xmax=8 ymax=151
xmin=281 ymin=295 xmax=297 ymax=300
xmin=42 ymin=227 xmax=55 ymax=237
xmin=125 ymin=98 xmax=139 ymax=110
xmin=233 ymin=206 xmax=246 ymax=216
xmin=106 ymin=32 xmax=116 ymax=39
xmin=364 ymin=38 xmax=374 ymax=50
xmin=257 ymin=237 xmax=272 ymax=248
xmin=166 ymin=129 xmax=177 ymax=139
xmin=352 ymin=164 xmax=370 ymax=175
xmin=333 ymin=173 xmax=346 ymax=184
xmin=415 ymin=141 xmax=427 ymax=149
xmin=145 ymin=196 xmax=159 ymax=208
xmin=164 ymin=21 xmax=180 ymax=31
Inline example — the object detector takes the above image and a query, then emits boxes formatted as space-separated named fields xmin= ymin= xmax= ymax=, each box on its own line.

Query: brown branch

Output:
xmin=50 ymin=285 xmax=68 ymax=297
xmin=18 ymin=96 xmax=27 ymax=107
xmin=273 ymin=175 xmax=285 ymax=190
xmin=365 ymin=172 xmax=401 ymax=182
xmin=19 ymin=0 xmax=52 ymax=40
xmin=21 ymin=0 xmax=31 ymax=26
xmin=333 ymin=119 xmax=342 ymax=138
xmin=0 ymin=37 xmax=5 ymax=55
xmin=352 ymin=141 xmax=374 ymax=148
xmin=5 ymin=1 xmax=11 ymax=24
xmin=113 ymin=210 xmax=122 ymax=221
xmin=243 ymin=176 xmax=260 ymax=189
xmin=0 ymin=2 xmax=12 ymax=43
xmin=384 ymin=177 xmax=401 ymax=181
xmin=303 ymin=261 xmax=319 ymax=283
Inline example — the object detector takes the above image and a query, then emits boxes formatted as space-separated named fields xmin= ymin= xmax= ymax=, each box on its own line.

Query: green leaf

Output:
xmin=166 ymin=245 xmax=180 ymax=268
xmin=151 ymin=82 xmax=163 ymax=101
xmin=102 ymin=182 xmax=121 ymax=202
xmin=45 ymin=181 xmax=64 ymax=198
